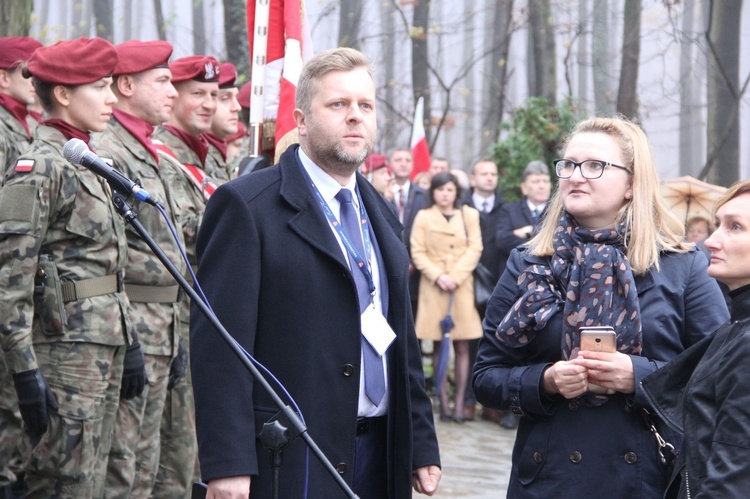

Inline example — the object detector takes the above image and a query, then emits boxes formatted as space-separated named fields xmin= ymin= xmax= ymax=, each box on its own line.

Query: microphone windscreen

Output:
xmin=62 ymin=138 xmax=89 ymax=165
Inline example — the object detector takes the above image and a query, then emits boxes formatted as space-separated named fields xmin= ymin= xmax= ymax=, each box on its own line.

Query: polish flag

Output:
xmin=247 ymin=0 xmax=313 ymax=161
xmin=409 ymin=96 xmax=431 ymax=179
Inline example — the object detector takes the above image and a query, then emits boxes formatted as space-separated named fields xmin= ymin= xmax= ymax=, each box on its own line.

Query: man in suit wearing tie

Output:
xmin=491 ymin=160 xmax=551 ymax=428
xmin=190 ymin=47 xmax=441 ymax=499
xmin=390 ymin=148 xmax=429 ymax=317
xmin=460 ymin=159 xmax=504 ymax=420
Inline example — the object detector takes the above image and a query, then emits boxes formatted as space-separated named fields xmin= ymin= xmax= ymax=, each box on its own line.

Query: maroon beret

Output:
xmin=218 ymin=62 xmax=237 ymax=89
xmin=237 ymin=81 xmax=251 ymax=108
xmin=26 ymin=37 xmax=117 ymax=85
xmin=362 ymin=153 xmax=390 ymax=174
xmin=0 ymin=37 xmax=42 ymax=70
xmin=170 ymin=56 xmax=220 ymax=84
xmin=113 ymin=40 xmax=173 ymax=76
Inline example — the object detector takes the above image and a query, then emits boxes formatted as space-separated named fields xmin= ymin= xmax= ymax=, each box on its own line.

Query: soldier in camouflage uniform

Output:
xmin=203 ymin=62 xmax=241 ymax=181
xmin=152 ymin=55 xmax=221 ymax=498
xmin=90 ymin=40 xmax=187 ymax=499
xmin=0 ymin=38 xmax=146 ymax=499
xmin=0 ymin=36 xmax=43 ymax=498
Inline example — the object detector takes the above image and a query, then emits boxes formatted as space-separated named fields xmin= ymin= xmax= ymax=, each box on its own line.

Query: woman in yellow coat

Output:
xmin=411 ymin=172 xmax=484 ymax=421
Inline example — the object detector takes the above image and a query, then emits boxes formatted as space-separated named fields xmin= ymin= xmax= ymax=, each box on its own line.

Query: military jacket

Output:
xmin=0 ymin=125 xmax=130 ymax=374
xmin=204 ymin=142 xmax=232 ymax=184
xmin=0 ymin=105 xmax=34 ymax=182
xmin=91 ymin=117 xmax=185 ymax=357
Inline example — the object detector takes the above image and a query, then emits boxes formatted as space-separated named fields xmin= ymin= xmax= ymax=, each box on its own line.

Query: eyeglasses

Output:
xmin=554 ymin=159 xmax=631 ymax=179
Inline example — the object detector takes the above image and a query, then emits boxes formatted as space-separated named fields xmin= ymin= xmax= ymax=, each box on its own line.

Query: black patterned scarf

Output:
xmin=496 ymin=210 xmax=642 ymax=362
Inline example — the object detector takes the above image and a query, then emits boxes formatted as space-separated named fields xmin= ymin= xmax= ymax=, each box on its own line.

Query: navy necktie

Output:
xmin=336 ymin=188 xmax=386 ymax=406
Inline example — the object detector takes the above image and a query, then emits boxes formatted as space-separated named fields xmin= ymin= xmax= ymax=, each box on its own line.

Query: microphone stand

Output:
xmin=110 ymin=192 xmax=358 ymax=499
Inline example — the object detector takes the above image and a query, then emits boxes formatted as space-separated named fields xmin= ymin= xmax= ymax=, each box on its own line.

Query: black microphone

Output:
xmin=63 ymin=138 xmax=159 ymax=206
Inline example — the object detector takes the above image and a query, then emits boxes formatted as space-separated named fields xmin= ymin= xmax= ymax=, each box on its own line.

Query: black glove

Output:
xmin=13 ymin=368 xmax=58 ymax=440
xmin=168 ymin=339 xmax=187 ymax=390
xmin=120 ymin=342 xmax=147 ymax=400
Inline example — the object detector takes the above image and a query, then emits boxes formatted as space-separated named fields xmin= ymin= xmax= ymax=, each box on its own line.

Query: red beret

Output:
xmin=26 ymin=37 xmax=117 ymax=85
xmin=218 ymin=62 xmax=237 ymax=88
xmin=0 ymin=37 xmax=42 ymax=70
xmin=362 ymin=153 xmax=389 ymax=174
xmin=170 ymin=56 xmax=220 ymax=84
xmin=237 ymin=81 xmax=251 ymax=108
xmin=113 ymin=40 xmax=173 ymax=76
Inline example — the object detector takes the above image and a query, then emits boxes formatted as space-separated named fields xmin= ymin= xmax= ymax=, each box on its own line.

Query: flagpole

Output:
xmin=249 ymin=0 xmax=270 ymax=158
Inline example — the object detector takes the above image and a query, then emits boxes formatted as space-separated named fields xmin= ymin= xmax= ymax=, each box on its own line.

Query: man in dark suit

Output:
xmin=190 ymin=47 xmax=441 ymax=498
xmin=390 ymin=148 xmax=429 ymax=317
xmin=496 ymin=160 xmax=551 ymax=278
xmin=492 ymin=160 xmax=550 ymax=429
xmin=460 ymin=159 xmax=504 ymax=420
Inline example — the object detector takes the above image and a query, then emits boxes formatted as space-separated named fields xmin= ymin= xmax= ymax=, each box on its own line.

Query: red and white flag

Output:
xmin=247 ymin=0 xmax=313 ymax=161
xmin=409 ymin=96 xmax=431 ymax=179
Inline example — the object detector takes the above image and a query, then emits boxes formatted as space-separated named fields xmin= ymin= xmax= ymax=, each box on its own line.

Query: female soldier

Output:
xmin=0 ymin=37 xmax=144 ymax=498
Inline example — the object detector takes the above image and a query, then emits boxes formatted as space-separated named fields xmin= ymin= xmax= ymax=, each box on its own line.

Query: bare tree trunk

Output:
xmin=705 ymin=0 xmax=742 ymax=186
xmin=0 ymin=0 xmax=33 ymax=35
xmin=528 ymin=0 xmax=556 ymax=105
xmin=93 ymin=0 xmax=114 ymax=41
xmin=338 ymin=0 xmax=362 ymax=49
xmin=412 ymin=0 xmax=432 ymax=146
xmin=462 ymin=0 xmax=476 ymax=161
xmin=224 ymin=0 xmax=249 ymax=77
xmin=193 ymin=0 xmax=206 ymax=55
xmin=592 ymin=0 xmax=612 ymax=115
xmin=479 ymin=0 xmax=513 ymax=155
xmin=380 ymin=4 xmax=396 ymax=149
xmin=154 ymin=0 xmax=166 ymax=41
xmin=679 ymin=0 xmax=702 ymax=177
xmin=615 ymin=0 xmax=641 ymax=119
xmin=71 ymin=0 xmax=90 ymax=38
xmin=123 ymin=0 xmax=133 ymax=40
xmin=577 ymin=0 xmax=589 ymax=113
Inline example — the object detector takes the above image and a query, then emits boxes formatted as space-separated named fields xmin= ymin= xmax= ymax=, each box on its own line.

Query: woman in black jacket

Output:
xmin=643 ymin=179 xmax=750 ymax=498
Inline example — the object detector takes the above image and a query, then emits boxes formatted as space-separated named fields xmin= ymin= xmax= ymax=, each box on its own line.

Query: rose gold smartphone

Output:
xmin=579 ymin=326 xmax=616 ymax=394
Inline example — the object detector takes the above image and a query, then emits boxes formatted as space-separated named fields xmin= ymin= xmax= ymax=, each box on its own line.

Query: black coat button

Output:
xmin=569 ymin=451 xmax=582 ymax=463
xmin=342 ymin=364 xmax=354 ymax=377
xmin=624 ymin=451 xmax=637 ymax=464
xmin=336 ymin=462 xmax=348 ymax=474
xmin=568 ymin=400 xmax=579 ymax=411
xmin=533 ymin=451 xmax=543 ymax=464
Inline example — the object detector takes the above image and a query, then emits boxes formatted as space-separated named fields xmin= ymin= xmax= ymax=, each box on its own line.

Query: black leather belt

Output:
xmin=356 ymin=416 xmax=386 ymax=436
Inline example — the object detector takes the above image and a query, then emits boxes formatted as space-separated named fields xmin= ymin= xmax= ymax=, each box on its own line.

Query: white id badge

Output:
xmin=361 ymin=306 xmax=396 ymax=356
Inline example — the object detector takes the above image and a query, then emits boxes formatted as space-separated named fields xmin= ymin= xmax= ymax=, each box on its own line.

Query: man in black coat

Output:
xmin=496 ymin=160 xmax=551 ymax=278
xmin=390 ymin=148 xmax=429 ymax=317
xmin=460 ymin=159 xmax=504 ymax=420
xmin=190 ymin=48 xmax=441 ymax=498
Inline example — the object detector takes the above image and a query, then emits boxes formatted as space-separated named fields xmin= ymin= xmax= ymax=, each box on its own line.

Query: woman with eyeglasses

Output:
xmin=473 ymin=116 xmax=729 ymax=498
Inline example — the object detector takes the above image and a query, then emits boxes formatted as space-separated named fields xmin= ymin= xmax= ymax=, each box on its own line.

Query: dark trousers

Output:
xmin=352 ymin=417 xmax=388 ymax=499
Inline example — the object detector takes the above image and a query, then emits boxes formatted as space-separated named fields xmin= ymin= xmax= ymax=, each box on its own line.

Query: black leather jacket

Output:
xmin=643 ymin=285 xmax=750 ymax=498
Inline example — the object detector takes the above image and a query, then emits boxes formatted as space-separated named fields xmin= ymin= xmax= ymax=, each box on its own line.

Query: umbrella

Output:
xmin=661 ymin=176 xmax=727 ymax=227
xmin=435 ymin=293 xmax=455 ymax=396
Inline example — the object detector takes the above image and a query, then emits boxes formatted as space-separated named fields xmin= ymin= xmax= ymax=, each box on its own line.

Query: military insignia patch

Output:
xmin=14 ymin=159 xmax=34 ymax=172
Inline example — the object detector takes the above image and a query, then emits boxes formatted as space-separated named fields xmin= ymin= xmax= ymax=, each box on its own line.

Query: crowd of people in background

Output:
xmin=0 ymin=34 xmax=746 ymax=499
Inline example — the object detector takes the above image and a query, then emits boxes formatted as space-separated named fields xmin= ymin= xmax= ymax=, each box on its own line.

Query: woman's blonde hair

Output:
xmin=712 ymin=179 xmax=750 ymax=218
xmin=529 ymin=116 xmax=689 ymax=274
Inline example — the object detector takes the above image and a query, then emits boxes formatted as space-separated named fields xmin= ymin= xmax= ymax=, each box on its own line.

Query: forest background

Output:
xmin=2 ymin=0 xmax=748 ymax=199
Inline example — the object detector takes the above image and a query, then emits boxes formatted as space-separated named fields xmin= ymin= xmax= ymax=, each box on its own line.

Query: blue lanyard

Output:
xmin=298 ymin=162 xmax=376 ymax=299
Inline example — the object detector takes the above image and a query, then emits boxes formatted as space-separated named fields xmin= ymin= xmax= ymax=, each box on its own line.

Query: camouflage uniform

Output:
xmin=0 ymin=99 xmax=36 ymax=488
xmin=91 ymin=115 xmax=186 ymax=498
xmin=151 ymin=126 xmax=209 ymax=497
xmin=204 ymin=141 xmax=232 ymax=185
xmin=0 ymin=125 xmax=131 ymax=498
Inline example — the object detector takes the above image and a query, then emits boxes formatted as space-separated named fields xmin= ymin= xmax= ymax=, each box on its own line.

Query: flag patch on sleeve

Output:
xmin=14 ymin=159 xmax=35 ymax=173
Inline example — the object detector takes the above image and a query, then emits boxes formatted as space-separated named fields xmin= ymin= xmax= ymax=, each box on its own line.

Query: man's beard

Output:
xmin=314 ymin=140 xmax=372 ymax=177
